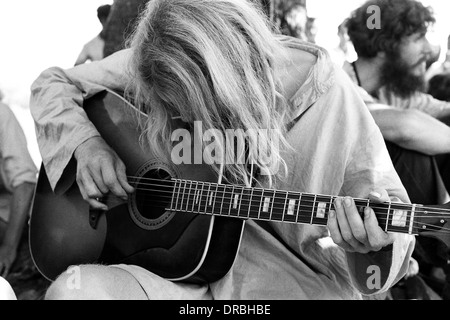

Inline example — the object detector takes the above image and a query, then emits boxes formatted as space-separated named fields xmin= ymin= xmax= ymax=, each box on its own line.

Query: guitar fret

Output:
xmin=169 ymin=179 xmax=178 ymax=211
xmin=191 ymin=181 xmax=199 ymax=212
xmin=229 ymin=186 xmax=244 ymax=217
xmin=211 ymin=183 xmax=219 ymax=214
xmin=269 ymin=190 xmax=276 ymax=220
xmin=247 ymin=188 xmax=254 ymax=218
xmin=385 ymin=202 xmax=392 ymax=232
xmin=258 ymin=190 xmax=273 ymax=220
xmin=409 ymin=204 xmax=417 ymax=235
xmin=228 ymin=185 xmax=235 ymax=216
xmin=282 ymin=193 xmax=289 ymax=222
xmin=204 ymin=183 xmax=212 ymax=213
xmin=184 ymin=180 xmax=193 ymax=212
xmin=311 ymin=195 xmax=332 ymax=226
xmin=271 ymin=190 xmax=286 ymax=222
xmin=180 ymin=180 xmax=188 ymax=212
xmin=174 ymin=179 xmax=182 ymax=211
xmin=297 ymin=194 xmax=314 ymax=224
xmin=196 ymin=182 xmax=205 ymax=213
xmin=212 ymin=184 xmax=225 ymax=216
xmin=249 ymin=189 xmax=264 ymax=219
xmin=310 ymin=194 xmax=317 ymax=225
xmin=295 ymin=193 xmax=302 ymax=223
xmin=237 ymin=187 xmax=245 ymax=217
xmin=283 ymin=192 xmax=299 ymax=223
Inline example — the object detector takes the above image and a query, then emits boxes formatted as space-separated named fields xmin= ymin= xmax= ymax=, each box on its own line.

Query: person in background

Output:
xmin=74 ymin=0 xmax=149 ymax=66
xmin=344 ymin=0 xmax=450 ymax=207
xmin=0 ymin=90 xmax=37 ymax=278
xmin=344 ymin=0 xmax=450 ymax=299
xmin=279 ymin=3 xmax=308 ymax=41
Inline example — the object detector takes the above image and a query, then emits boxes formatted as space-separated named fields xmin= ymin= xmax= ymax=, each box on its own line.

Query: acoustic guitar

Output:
xmin=29 ymin=90 xmax=450 ymax=283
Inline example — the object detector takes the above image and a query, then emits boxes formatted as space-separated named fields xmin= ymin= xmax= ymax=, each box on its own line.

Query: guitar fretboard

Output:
xmin=165 ymin=179 xmax=429 ymax=235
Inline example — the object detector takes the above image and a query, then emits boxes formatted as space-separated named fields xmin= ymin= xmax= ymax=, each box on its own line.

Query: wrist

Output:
xmin=74 ymin=136 xmax=102 ymax=160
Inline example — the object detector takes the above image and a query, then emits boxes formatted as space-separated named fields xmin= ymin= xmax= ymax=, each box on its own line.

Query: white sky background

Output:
xmin=0 ymin=0 xmax=449 ymax=166
xmin=0 ymin=0 xmax=112 ymax=165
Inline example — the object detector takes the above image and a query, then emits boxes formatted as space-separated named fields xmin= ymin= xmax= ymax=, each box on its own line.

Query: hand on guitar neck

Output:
xmin=328 ymin=190 xmax=396 ymax=254
xmin=73 ymin=136 xmax=135 ymax=211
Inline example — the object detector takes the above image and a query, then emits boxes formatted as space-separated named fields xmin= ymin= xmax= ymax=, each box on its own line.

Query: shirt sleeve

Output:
xmin=29 ymin=49 xmax=132 ymax=192
xmin=378 ymin=88 xmax=450 ymax=118
xmin=330 ymin=68 xmax=415 ymax=296
xmin=0 ymin=103 xmax=37 ymax=191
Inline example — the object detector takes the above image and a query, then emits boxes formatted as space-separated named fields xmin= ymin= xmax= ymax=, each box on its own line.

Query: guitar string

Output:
xmin=121 ymin=189 xmax=450 ymax=219
xmin=111 ymin=194 xmax=450 ymax=234
xmin=118 ymin=184 xmax=450 ymax=219
xmin=117 ymin=199 xmax=450 ymax=235
xmin=124 ymin=176 xmax=450 ymax=214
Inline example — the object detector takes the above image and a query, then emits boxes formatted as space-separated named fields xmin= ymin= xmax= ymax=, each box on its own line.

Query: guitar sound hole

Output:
xmin=134 ymin=170 xmax=174 ymax=220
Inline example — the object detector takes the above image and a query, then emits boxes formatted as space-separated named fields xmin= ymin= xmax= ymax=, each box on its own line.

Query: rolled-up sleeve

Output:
xmin=29 ymin=49 xmax=131 ymax=191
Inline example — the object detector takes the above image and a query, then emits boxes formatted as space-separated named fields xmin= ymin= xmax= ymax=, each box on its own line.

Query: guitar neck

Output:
xmin=168 ymin=179 xmax=434 ymax=236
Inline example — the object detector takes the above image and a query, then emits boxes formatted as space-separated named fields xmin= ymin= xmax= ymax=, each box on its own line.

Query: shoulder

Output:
xmin=0 ymin=102 xmax=15 ymax=121
xmin=276 ymin=40 xmax=318 ymax=101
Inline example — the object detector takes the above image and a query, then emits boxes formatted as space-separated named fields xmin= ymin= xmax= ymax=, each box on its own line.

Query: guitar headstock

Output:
xmin=415 ymin=203 xmax=450 ymax=249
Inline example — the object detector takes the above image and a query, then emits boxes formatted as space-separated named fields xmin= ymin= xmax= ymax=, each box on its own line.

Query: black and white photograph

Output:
xmin=0 ymin=0 xmax=450 ymax=306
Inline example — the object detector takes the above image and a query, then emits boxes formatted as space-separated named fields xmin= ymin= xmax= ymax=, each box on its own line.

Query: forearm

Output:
xmin=2 ymin=183 xmax=36 ymax=250
xmin=30 ymin=49 xmax=131 ymax=190
xmin=397 ymin=124 xmax=450 ymax=155
xmin=370 ymin=107 xmax=450 ymax=155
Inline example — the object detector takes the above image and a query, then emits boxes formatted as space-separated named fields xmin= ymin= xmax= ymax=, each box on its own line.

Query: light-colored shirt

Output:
xmin=30 ymin=37 xmax=414 ymax=299
xmin=0 ymin=102 xmax=37 ymax=222
xmin=342 ymin=61 xmax=450 ymax=118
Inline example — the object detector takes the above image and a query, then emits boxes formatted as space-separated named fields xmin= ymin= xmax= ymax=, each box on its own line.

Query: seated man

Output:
xmin=0 ymin=92 xmax=37 ymax=277
xmin=344 ymin=0 xmax=450 ymax=299
xmin=30 ymin=0 xmax=414 ymax=300
xmin=344 ymin=0 xmax=450 ymax=206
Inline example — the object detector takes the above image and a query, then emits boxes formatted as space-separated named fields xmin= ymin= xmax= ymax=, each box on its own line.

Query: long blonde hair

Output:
xmin=126 ymin=0 xmax=290 ymax=187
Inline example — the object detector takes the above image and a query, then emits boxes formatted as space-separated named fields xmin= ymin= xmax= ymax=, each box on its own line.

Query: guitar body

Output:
xmin=29 ymin=91 xmax=245 ymax=283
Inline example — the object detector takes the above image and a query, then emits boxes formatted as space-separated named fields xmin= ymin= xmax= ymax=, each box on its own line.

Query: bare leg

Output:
xmin=0 ymin=277 xmax=17 ymax=300
xmin=45 ymin=264 xmax=148 ymax=300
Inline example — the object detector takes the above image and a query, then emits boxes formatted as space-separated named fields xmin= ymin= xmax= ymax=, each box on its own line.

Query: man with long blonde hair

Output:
xmin=30 ymin=0 xmax=414 ymax=300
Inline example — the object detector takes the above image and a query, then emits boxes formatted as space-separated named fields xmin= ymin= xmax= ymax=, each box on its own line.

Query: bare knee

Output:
xmin=45 ymin=265 xmax=113 ymax=300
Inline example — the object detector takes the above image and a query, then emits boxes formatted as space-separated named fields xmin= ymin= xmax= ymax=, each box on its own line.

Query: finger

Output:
xmin=363 ymin=207 xmax=393 ymax=250
xmin=74 ymin=51 xmax=88 ymax=66
xmin=100 ymin=161 xmax=128 ymax=199
xmin=77 ymin=176 xmax=108 ymax=211
xmin=115 ymin=161 xmax=135 ymax=195
xmin=342 ymin=197 xmax=370 ymax=247
xmin=327 ymin=209 xmax=355 ymax=252
xmin=334 ymin=197 xmax=367 ymax=252
xmin=369 ymin=190 xmax=390 ymax=203
xmin=79 ymin=170 xmax=105 ymax=200
xmin=87 ymin=165 xmax=109 ymax=194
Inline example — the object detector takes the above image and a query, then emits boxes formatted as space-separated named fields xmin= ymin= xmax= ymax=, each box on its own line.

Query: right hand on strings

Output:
xmin=74 ymin=136 xmax=135 ymax=210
